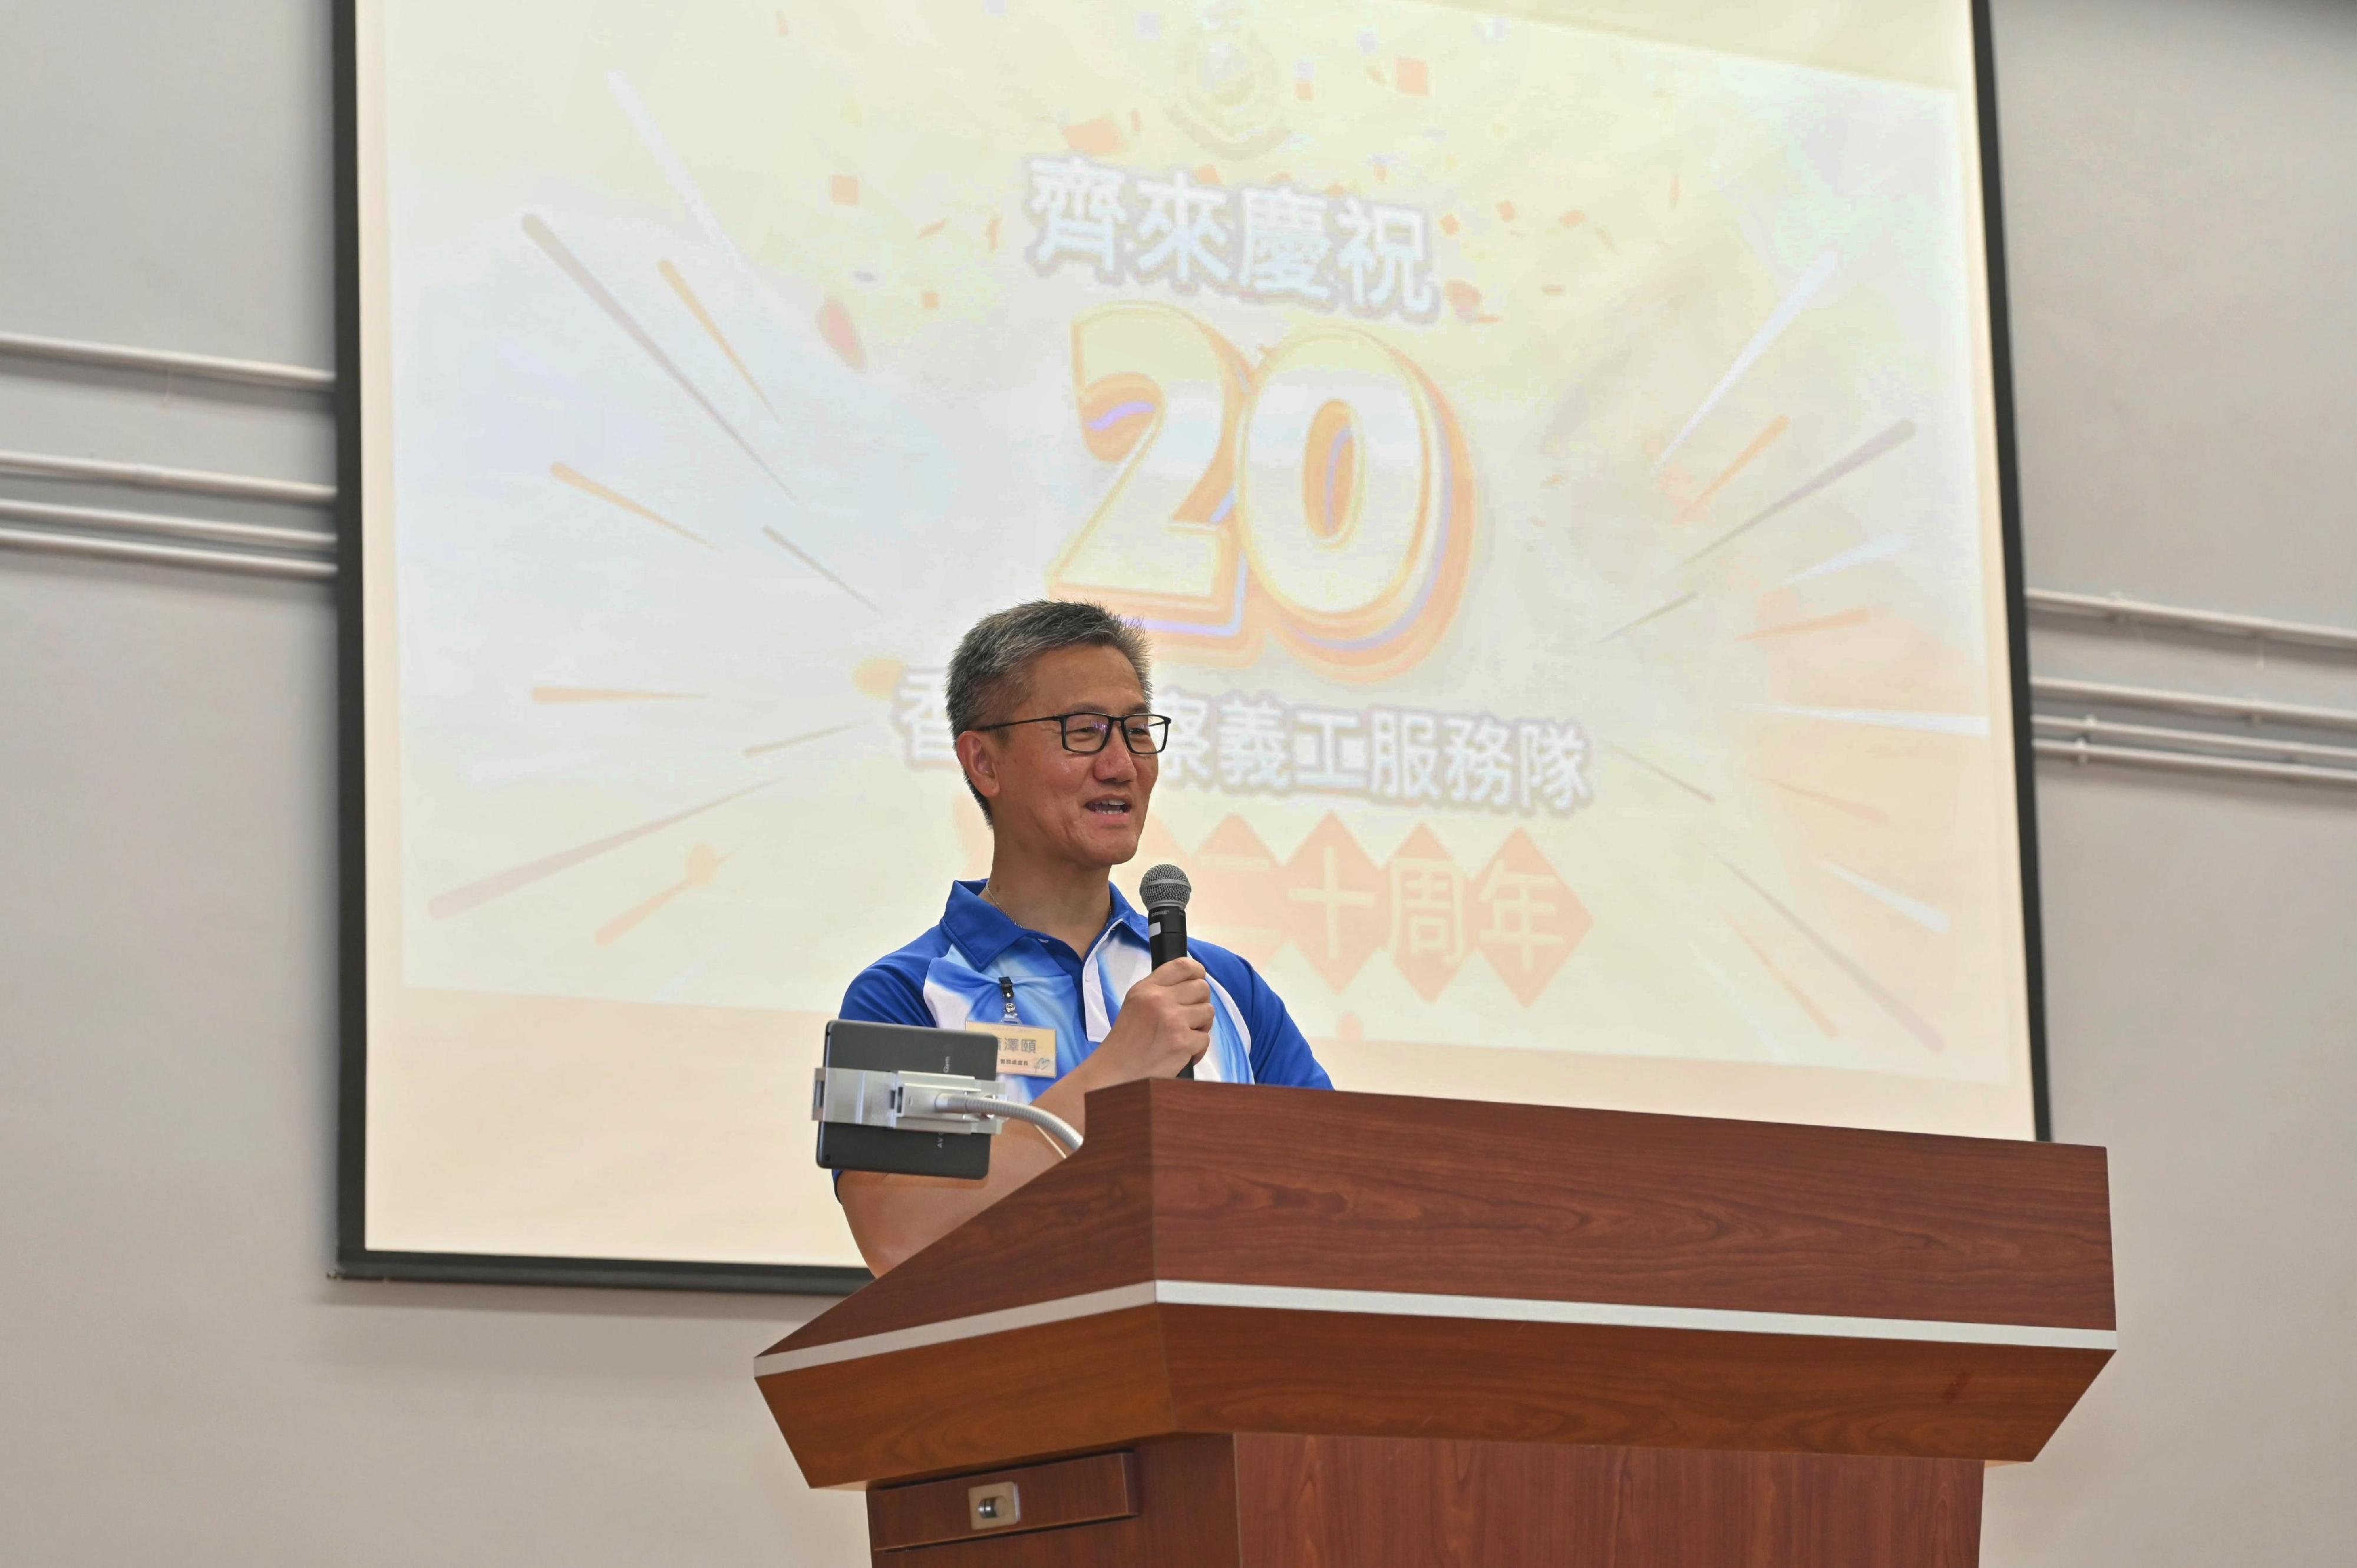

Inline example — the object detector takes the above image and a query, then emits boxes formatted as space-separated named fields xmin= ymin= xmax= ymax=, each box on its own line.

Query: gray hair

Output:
xmin=946 ymin=599 xmax=1153 ymax=823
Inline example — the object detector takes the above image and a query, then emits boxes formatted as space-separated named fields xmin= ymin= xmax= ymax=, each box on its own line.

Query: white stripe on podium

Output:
xmin=752 ymin=1279 xmax=2117 ymax=1378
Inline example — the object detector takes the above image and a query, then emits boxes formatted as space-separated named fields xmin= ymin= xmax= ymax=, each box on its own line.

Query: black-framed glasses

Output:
xmin=968 ymin=711 xmax=1173 ymax=755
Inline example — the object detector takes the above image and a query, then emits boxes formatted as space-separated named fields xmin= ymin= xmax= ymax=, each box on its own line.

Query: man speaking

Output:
xmin=836 ymin=600 xmax=1333 ymax=1273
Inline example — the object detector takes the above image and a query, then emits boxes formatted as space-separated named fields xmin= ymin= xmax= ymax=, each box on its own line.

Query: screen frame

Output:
xmin=330 ymin=0 xmax=2052 ymax=1296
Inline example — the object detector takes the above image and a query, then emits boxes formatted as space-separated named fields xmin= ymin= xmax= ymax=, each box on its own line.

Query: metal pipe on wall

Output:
xmin=2033 ymin=736 xmax=2357 ymax=790
xmin=0 ymin=329 xmax=334 ymax=393
xmin=0 ymin=496 xmax=334 ymax=553
xmin=0 ymin=448 xmax=335 ymax=506
xmin=2031 ymin=712 xmax=2357 ymax=770
xmin=2030 ymin=676 xmax=2357 ymax=737
xmin=0 ymin=523 xmax=335 ymax=580
xmin=2026 ymin=587 xmax=2357 ymax=655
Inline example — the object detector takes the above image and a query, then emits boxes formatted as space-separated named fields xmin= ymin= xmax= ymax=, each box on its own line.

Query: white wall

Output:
xmin=1979 ymin=0 xmax=2357 ymax=1560
xmin=1 ymin=2 xmax=2350 ymax=1563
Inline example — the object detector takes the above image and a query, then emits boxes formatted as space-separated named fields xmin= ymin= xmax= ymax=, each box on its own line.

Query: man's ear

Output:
xmin=956 ymin=730 xmax=1002 ymax=806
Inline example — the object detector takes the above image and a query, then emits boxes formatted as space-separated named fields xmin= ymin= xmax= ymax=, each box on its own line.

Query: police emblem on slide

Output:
xmin=1167 ymin=4 xmax=1288 ymax=159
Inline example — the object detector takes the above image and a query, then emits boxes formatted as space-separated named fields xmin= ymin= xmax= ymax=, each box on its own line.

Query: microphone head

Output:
xmin=1138 ymin=862 xmax=1192 ymax=912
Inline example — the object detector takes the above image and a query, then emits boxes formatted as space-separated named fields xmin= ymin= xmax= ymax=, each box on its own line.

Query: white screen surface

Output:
xmin=354 ymin=0 xmax=2035 ymax=1272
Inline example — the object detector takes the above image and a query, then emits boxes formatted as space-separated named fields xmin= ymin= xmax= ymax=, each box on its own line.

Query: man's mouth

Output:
xmin=1085 ymin=797 xmax=1133 ymax=817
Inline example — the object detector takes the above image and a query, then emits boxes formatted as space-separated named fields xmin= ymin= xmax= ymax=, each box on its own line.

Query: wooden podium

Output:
xmin=757 ymin=1081 xmax=2114 ymax=1566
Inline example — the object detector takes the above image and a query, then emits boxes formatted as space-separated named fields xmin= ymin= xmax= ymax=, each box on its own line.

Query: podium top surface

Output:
xmin=768 ymin=1080 xmax=2112 ymax=1365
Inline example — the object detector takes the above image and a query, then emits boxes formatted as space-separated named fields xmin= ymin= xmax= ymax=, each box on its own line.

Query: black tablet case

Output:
xmin=816 ymin=1018 xmax=1001 ymax=1179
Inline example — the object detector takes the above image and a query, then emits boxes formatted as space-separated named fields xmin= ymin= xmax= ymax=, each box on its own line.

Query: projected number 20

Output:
xmin=1048 ymin=303 xmax=1476 ymax=678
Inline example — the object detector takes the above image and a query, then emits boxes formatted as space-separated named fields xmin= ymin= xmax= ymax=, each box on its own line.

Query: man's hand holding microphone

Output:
xmin=1065 ymin=863 xmax=1207 ymax=1090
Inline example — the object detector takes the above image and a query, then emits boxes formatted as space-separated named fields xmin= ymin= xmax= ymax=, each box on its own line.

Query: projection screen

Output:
xmin=339 ymin=0 xmax=2044 ymax=1289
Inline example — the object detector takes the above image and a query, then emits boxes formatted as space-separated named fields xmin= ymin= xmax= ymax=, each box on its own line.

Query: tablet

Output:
xmin=814 ymin=1018 xmax=1000 ymax=1180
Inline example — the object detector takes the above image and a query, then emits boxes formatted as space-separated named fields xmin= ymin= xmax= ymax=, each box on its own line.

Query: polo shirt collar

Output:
xmin=940 ymin=878 xmax=1149 ymax=968
xmin=1107 ymin=883 xmax=1149 ymax=942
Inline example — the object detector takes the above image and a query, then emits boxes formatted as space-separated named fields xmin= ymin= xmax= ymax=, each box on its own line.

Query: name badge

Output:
xmin=966 ymin=1021 xmax=1059 ymax=1079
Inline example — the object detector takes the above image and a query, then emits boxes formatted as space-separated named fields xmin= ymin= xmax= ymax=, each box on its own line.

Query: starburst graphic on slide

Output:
xmin=1513 ymin=205 xmax=2001 ymax=1061
xmin=404 ymin=72 xmax=937 ymax=972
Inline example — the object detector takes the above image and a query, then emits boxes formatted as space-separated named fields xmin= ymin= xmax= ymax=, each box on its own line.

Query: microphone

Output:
xmin=1137 ymin=863 xmax=1196 ymax=1080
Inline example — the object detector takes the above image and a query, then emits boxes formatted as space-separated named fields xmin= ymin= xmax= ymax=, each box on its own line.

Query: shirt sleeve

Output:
xmin=839 ymin=959 xmax=933 ymax=1029
xmin=830 ymin=961 xmax=934 ymax=1198
xmin=1230 ymin=955 xmax=1335 ymax=1090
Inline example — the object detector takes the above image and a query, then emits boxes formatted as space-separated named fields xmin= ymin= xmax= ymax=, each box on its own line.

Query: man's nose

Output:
xmin=1093 ymin=740 xmax=1137 ymax=781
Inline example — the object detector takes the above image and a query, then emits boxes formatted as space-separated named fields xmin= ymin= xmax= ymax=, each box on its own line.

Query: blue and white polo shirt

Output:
xmin=839 ymin=880 xmax=1333 ymax=1101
